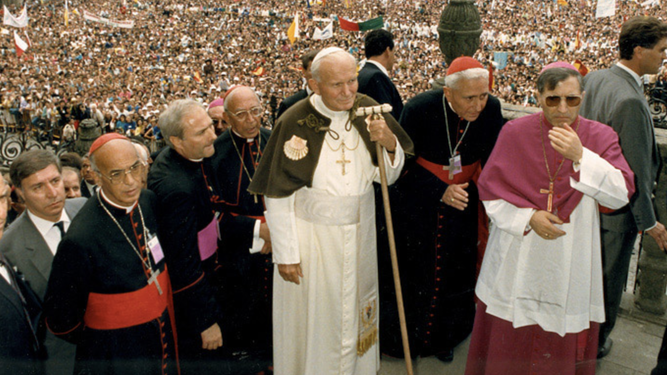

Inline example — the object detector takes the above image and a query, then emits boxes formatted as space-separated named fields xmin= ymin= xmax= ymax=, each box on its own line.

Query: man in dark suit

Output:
xmin=0 ymin=150 xmax=86 ymax=375
xmin=275 ymin=49 xmax=320 ymax=119
xmin=79 ymin=155 xmax=97 ymax=198
xmin=0 ymin=175 xmax=42 ymax=375
xmin=357 ymin=29 xmax=403 ymax=120
xmin=580 ymin=16 xmax=667 ymax=359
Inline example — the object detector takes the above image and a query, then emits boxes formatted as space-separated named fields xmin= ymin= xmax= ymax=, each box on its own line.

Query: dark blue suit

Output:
xmin=357 ymin=62 xmax=403 ymax=121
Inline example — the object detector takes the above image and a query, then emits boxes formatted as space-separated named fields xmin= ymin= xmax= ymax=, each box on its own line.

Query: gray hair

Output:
xmin=158 ymin=99 xmax=204 ymax=148
xmin=445 ymin=68 xmax=489 ymax=90
xmin=10 ymin=150 xmax=61 ymax=188
xmin=311 ymin=48 xmax=356 ymax=82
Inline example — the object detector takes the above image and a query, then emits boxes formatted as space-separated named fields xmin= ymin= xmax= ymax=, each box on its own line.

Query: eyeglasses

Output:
xmin=544 ymin=95 xmax=582 ymax=107
xmin=96 ymin=161 xmax=145 ymax=185
xmin=229 ymin=106 xmax=263 ymax=119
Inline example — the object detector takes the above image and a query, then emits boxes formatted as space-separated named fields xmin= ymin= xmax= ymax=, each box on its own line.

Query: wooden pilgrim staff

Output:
xmin=357 ymin=103 xmax=414 ymax=375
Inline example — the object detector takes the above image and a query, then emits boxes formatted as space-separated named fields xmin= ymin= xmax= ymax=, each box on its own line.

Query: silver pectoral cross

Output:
xmin=147 ymin=269 xmax=163 ymax=295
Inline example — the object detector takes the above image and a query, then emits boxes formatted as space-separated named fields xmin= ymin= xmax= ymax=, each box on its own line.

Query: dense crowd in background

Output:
xmin=0 ymin=0 xmax=666 ymax=142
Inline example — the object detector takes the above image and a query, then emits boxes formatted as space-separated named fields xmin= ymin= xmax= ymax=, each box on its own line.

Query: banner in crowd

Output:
xmin=595 ymin=0 xmax=615 ymax=18
xmin=313 ymin=22 xmax=333 ymax=40
xmin=493 ymin=52 xmax=508 ymax=70
xmin=3 ymin=5 xmax=28 ymax=28
xmin=338 ymin=16 xmax=383 ymax=32
xmin=82 ymin=9 xmax=135 ymax=28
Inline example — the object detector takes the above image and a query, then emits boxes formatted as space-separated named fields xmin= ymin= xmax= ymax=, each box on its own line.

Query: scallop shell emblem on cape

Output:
xmin=284 ymin=135 xmax=308 ymax=161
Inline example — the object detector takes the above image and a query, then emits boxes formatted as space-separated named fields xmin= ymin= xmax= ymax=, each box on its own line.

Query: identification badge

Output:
xmin=448 ymin=153 xmax=462 ymax=179
xmin=148 ymin=233 xmax=164 ymax=264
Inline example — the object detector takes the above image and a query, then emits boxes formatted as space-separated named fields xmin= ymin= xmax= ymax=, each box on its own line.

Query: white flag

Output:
xmin=595 ymin=0 xmax=616 ymax=18
xmin=3 ymin=5 xmax=29 ymax=28
xmin=313 ymin=22 xmax=333 ymax=40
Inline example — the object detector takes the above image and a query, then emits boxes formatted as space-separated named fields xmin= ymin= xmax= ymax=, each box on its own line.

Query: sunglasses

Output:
xmin=544 ymin=95 xmax=582 ymax=107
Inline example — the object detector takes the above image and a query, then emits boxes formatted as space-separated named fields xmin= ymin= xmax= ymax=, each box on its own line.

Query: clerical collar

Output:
xmin=187 ymin=157 xmax=204 ymax=162
xmin=100 ymin=189 xmax=137 ymax=214
xmin=616 ymin=62 xmax=643 ymax=89
xmin=311 ymin=94 xmax=348 ymax=120
xmin=446 ymin=99 xmax=460 ymax=118
xmin=232 ymin=129 xmax=256 ymax=143
xmin=27 ymin=208 xmax=70 ymax=237
xmin=365 ymin=59 xmax=390 ymax=77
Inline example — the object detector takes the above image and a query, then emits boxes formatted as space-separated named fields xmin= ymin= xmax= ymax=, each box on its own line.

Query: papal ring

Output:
xmin=545 ymin=234 xmax=550 ymax=238
xmin=451 ymin=198 xmax=455 ymax=202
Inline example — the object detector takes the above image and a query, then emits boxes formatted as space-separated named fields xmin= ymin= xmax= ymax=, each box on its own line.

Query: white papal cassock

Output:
xmin=265 ymin=95 xmax=405 ymax=375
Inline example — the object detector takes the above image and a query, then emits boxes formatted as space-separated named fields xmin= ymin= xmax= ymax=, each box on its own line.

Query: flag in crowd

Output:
xmin=287 ymin=12 xmax=299 ymax=44
xmin=313 ymin=22 xmax=333 ymax=40
xmin=596 ymin=0 xmax=616 ymax=18
xmin=13 ymin=30 xmax=29 ymax=57
xmin=3 ymin=5 xmax=28 ymax=28
xmin=338 ymin=15 xmax=383 ymax=31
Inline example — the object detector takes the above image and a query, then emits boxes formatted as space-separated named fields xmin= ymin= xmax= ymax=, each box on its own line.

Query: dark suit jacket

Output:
xmin=79 ymin=180 xmax=93 ymax=198
xmin=276 ymin=89 xmax=308 ymax=120
xmin=0 ymin=263 xmax=42 ymax=375
xmin=0 ymin=198 xmax=86 ymax=375
xmin=581 ymin=64 xmax=661 ymax=232
xmin=357 ymin=62 xmax=404 ymax=121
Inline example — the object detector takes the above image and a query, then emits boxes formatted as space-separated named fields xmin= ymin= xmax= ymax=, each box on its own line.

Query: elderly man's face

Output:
xmin=310 ymin=54 xmax=358 ymax=112
xmin=443 ymin=77 xmax=489 ymax=122
xmin=208 ymin=105 xmax=228 ymax=135
xmin=62 ymin=169 xmax=82 ymax=199
xmin=94 ymin=140 xmax=143 ymax=207
xmin=172 ymin=106 xmax=216 ymax=160
xmin=223 ymin=88 xmax=262 ymax=139
xmin=17 ymin=164 xmax=66 ymax=222
xmin=537 ymin=76 xmax=583 ymax=127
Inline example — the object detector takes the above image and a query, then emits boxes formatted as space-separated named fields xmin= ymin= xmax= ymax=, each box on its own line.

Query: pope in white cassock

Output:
xmin=248 ymin=47 xmax=413 ymax=375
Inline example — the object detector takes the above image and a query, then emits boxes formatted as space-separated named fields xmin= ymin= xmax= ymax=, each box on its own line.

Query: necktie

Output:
xmin=54 ymin=221 xmax=66 ymax=239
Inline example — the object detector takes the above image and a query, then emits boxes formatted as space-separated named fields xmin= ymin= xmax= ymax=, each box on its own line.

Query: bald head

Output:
xmin=93 ymin=139 xmax=144 ymax=207
xmin=223 ymin=86 xmax=262 ymax=139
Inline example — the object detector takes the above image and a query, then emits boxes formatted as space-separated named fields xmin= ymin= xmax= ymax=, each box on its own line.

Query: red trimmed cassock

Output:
xmin=384 ymin=89 xmax=503 ymax=359
xmin=210 ymin=128 xmax=273 ymax=360
xmin=44 ymin=190 xmax=179 ymax=375
xmin=467 ymin=113 xmax=635 ymax=375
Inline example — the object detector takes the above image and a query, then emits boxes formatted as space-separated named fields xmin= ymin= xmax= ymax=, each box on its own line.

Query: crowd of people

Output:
xmin=0 ymin=0 xmax=666 ymax=142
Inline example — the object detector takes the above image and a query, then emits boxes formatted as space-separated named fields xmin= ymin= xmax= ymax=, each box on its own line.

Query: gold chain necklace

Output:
xmin=324 ymin=130 xmax=360 ymax=176
xmin=231 ymin=133 xmax=262 ymax=203
xmin=539 ymin=115 xmax=580 ymax=212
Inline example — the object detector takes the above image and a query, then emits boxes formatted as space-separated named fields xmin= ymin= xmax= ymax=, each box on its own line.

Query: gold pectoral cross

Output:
xmin=337 ymin=145 xmax=351 ymax=175
xmin=147 ymin=269 xmax=163 ymax=295
xmin=540 ymin=181 xmax=555 ymax=212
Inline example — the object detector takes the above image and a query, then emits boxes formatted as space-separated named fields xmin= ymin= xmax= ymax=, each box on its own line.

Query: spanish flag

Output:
xmin=573 ymin=59 xmax=589 ymax=77
xmin=287 ymin=12 xmax=299 ymax=44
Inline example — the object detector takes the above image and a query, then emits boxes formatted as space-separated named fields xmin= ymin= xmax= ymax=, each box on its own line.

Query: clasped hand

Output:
xmin=548 ymin=123 xmax=583 ymax=162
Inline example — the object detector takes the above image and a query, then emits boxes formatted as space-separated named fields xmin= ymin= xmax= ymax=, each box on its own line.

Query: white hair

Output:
xmin=445 ymin=68 xmax=489 ymax=89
